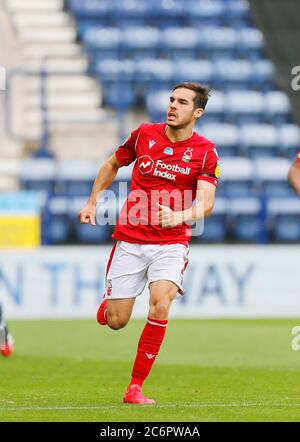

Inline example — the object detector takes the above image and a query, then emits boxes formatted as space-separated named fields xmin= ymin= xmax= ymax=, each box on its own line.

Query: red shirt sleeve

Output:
xmin=115 ymin=126 xmax=140 ymax=166
xmin=197 ymin=146 xmax=220 ymax=187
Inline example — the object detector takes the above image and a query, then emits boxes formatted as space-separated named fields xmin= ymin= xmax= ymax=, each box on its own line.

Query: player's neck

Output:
xmin=165 ymin=125 xmax=194 ymax=143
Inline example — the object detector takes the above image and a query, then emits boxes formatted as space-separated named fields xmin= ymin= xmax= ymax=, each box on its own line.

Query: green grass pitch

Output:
xmin=1 ymin=318 xmax=300 ymax=422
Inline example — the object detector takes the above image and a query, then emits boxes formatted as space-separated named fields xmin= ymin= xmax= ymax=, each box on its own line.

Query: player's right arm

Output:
xmin=78 ymin=154 xmax=122 ymax=225
xmin=288 ymin=154 xmax=300 ymax=196
xmin=78 ymin=126 xmax=140 ymax=225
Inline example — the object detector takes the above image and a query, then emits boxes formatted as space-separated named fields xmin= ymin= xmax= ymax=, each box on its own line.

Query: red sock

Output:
xmin=129 ymin=317 xmax=168 ymax=387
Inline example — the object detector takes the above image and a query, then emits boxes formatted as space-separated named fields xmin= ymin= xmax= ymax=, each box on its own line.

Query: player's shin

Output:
xmin=129 ymin=316 xmax=168 ymax=387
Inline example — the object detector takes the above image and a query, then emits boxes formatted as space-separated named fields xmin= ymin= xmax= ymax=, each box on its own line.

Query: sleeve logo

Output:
xmin=215 ymin=163 xmax=221 ymax=179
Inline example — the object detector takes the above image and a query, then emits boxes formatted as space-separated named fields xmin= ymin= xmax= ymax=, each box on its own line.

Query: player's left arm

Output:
xmin=288 ymin=154 xmax=300 ymax=196
xmin=184 ymin=179 xmax=216 ymax=222
xmin=158 ymin=180 xmax=216 ymax=228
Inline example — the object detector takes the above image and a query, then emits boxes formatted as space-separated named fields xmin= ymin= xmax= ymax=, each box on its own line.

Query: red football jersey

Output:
xmin=112 ymin=123 xmax=219 ymax=244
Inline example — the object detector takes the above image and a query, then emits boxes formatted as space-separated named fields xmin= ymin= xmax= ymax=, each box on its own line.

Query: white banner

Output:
xmin=0 ymin=245 xmax=299 ymax=319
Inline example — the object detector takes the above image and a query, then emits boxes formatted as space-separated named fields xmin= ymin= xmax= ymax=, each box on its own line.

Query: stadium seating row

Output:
xmin=69 ymin=0 xmax=251 ymax=26
xmin=95 ymin=59 xmax=274 ymax=89
xmin=146 ymin=90 xmax=292 ymax=128
xmin=82 ymin=26 xmax=264 ymax=58
xmin=20 ymin=156 xmax=298 ymax=197
xmin=197 ymin=123 xmax=300 ymax=158
xmin=98 ymin=87 xmax=290 ymax=122
xmin=41 ymin=194 xmax=300 ymax=244
xmin=197 ymin=123 xmax=299 ymax=158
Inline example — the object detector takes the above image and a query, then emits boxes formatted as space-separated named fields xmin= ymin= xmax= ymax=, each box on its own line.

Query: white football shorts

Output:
xmin=104 ymin=241 xmax=189 ymax=299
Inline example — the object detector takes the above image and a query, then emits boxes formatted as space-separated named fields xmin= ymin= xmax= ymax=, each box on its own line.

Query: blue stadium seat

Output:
xmin=219 ymin=157 xmax=254 ymax=194
xmin=77 ymin=22 xmax=105 ymax=39
xmin=104 ymin=84 xmax=137 ymax=109
xmin=229 ymin=196 xmax=266 ymax=243
xmin=199 ymin=123 xmax=239 ymax=157
xmin=226 ymin=91 xmax=265 ymax=124
xmin=187 ymin=0 xmax=225 ymax=21
xmin=255 ymin=158 xmax=292 ymax=196
xmin=160 ymin=28 xmax=199 ymax=59
xmin=151 ymin=0 xmax=186 ymax=20
xmin=253 ymin=60 xmax=274 ymax=89
xmin=267 ymin=197 xmax=300 ymax=242
xmin=83 ymin=27 xmax=121 ymax=59
xmin=113 ymin=0 xmax=183 ymax=28
xmin=240 ymin=124 xmax=278 ymax=158
xmin=56 ymin=160 xmax=98 ymax=196
xmin=96 ymin=59 xmax=135 ymax=82
xmin=174 ymin=60 xmax=213 ymax=85
xmin=70 ymin=197 xmax=113 ymax=243
xmin=68 ymin=0 xmax=113 ymax=18
xmin=225 ymin=0 xmax=251 ymax=22
xmin=200 ymin=27 xmax=238 ymax=57
xmin=146 ymin=90 xmax=170 ymax=121
xmin=278 ymin=124 xmax=300 ymax=158
xmin=20 ymin=158 xmax=56 ymax=194
xmin=213 ymin=59 xmax=274 ymax=90
xmin=236 ymin=27 xmax=265 ymax=59
xmin=203 ymin=90 xmax=226 ymax=123
xmin=214 ymin=59 xmax=252 ymax=89
xmin=96 ymin=57 xmax=136 ymax=99
xmin=275 ymin=216 xmax=300 ymax=242
xmin=112 ymin=0 xmax=151 ymax=27
xmin=96 ymin=59 xmax=136 ymax=108
xmin=136 ymin=59 xmax=174 ymax=90
xmin=43 ymin=197 xmax=71 ymax=244
xmin=194 ymin=197 xmax=228 ymax=242
xmin=121 ymin=27 xmax=160 ymax=59
xmin=74 ymin=220 xmax=113 ymax=243
xmin=265 ymin=91 xmax=292 ymax=124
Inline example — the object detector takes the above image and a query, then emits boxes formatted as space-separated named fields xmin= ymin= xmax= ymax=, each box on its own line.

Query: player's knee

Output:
xmin=107 ymin=314 xmax=128 ymax=330
xmin=107 ymin=320 xmax=126 ymax=330
xmin=150 ymin=302 xmax=169 ymax=320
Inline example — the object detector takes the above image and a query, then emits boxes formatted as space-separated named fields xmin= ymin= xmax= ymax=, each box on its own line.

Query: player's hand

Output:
xmin=78 ymin=204 xmax=96 ymax=226
xmin=157 ymin=203 xmax=181 ymax=228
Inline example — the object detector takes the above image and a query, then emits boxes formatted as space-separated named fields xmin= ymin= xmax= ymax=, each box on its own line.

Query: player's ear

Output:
xmin=194 ymin=107 xmax=204 ymax=119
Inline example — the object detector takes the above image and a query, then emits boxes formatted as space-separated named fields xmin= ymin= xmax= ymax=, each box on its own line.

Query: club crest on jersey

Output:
xmin=163 ymin=147 xmax=173 ymax=155
xmin=182 ymin=148 xmax=193 ymax=162
xmin=148 ymin=139 xmax=156 ymax=149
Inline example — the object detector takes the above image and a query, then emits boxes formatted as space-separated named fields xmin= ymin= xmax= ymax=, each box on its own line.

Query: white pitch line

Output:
xmin=1 ymin=403 xmax=300 ymax=412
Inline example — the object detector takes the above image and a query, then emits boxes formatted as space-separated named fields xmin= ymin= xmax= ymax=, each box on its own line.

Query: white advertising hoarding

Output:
xmin=0 ymin=245 xmax=299 ymax=319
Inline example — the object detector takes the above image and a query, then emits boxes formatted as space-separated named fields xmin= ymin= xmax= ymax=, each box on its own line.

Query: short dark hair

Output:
xmin=172 ymin=82 xmax=211 ymax=110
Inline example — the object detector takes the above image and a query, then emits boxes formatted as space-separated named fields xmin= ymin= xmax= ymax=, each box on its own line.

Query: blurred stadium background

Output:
xmin=1 ymin=0 xmax=300 ymax=422
xmin=1 ymin=0 xmax=300 ymax=246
